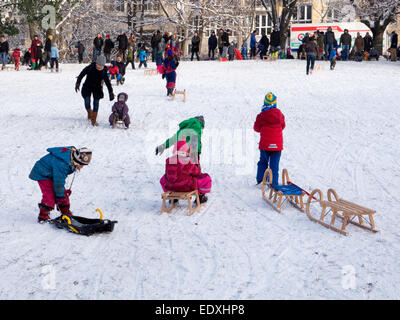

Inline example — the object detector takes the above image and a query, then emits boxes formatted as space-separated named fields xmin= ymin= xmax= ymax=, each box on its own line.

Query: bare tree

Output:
xmin=350 ymin=0 xmax=400 ymax=54
xmin=260 ymin=0 xmax=297 ymax=49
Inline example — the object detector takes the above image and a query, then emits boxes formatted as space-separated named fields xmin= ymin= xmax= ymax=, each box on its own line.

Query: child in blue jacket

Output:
xmin=329 ymin=40 xmax=338 ymax=70
xmin=50 ymin=45 xmax=59 ymax=72
xmin=138 ymin=48 xmax=148 ymax=68
xmin=29 ymin=146 xmax=92 ymax=222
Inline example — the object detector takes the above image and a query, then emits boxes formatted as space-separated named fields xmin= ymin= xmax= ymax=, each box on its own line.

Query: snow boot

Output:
xmin=194 ymin=193 xmax=208 ymax=206
xmin=57 ymin=204 xmax=73 ymax=216
xmin=91 ymin=111 xmax=99 ymax=126
xmin=38 ymin=203 xmax=53 ymax=223
xmin=86 ymin=108 xmax=92 ymax=120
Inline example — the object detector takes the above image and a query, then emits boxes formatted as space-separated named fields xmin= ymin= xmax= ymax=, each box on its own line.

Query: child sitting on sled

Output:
xmin=107 ymin=61 xmax=122 ymax=84
xmin=109 ymin=92 xmax=130 ymax=128
xmin=254 ymin=92 xmax=286 ymax=187
xmin=162 ymin=49 xmax=179 ymax=96
xmin=29 ymin=146 xmax=92 ymax=222
xmin=160 ymin=140 xmax=212 ymax=204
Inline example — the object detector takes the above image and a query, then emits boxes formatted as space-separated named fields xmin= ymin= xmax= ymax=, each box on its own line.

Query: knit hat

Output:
xmin=195 ymin=116 xmax=205 ymax=127
xmin=96 ymin=55 xmax=106 ymax=66
xmin=72 ymin=147 xmax=92 ymax=166
xmin=263 ymin=92 xmax=277 ymax=109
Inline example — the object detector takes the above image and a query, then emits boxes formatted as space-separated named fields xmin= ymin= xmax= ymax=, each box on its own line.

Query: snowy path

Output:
xmin=1 ymin=59 xmax=400 ymax=299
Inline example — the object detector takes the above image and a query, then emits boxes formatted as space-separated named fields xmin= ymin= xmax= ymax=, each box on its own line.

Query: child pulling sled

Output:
xmin=29 ymin=146 xmax=92 ymax=223
xmin=162 ymin=49 xmax=179 ymax=97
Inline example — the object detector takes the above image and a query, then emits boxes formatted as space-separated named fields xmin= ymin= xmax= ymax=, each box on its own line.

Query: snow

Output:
xmin=1 ymin=58 xmax=400 ymax=299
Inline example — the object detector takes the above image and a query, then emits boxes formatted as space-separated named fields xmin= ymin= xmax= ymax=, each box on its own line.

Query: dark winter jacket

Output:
xmin=339 ymin=33 xmax=352 ymax=46
xmin=117 ymin=33 xmax=128 ymax=50
xmin=208 ymin=35 xmax=217 ymax=50
xmin=259 ymin=35 xmax=270 ymax=51
xmin=254 ymin=107 xmax=286 ymax=151
xmin=221 ymin=32 xmax=230 ymax=46
xmin=324 ymin=31 xmax=335 ymax=45
xmin=191 ymin=36 xmax=201 ymax=52
xmin=270 ymin=31 xmax=280 ymax=47
xmin=77 ymin=42 xmax=85 ymax=54
xmin=93 ymin=37 xmax=104 ymax=49
xmin=104 ymin=39 xmax=114 ymax=54
xmin=391 ymin=33 xmax=398 ymax=49
xmin=305 ymin=39 xmax=318 ymax=55
xmin=30 ymin=39 xmax=42 ymax=60
xmin=29 ymin=147 xmax=77 ymax=198
xmin=111 ymin=101 xmax=129 ymax=119
xmin=44 ymin=38 xmax=52 ymax=52
xmin=151 ymin=33 xmax=162 ymax=49
xmin=250 ymin=33 xmax=257 ymax=48
xmin=76 ymin=62 xmax=113 ymax=100
xmin=115 ymin=60 xmax=126 ymax=76
xmin=0 ymin=40 xmax=9 ymax=53
xmin=354 ymin=36 xmax=364 ymax=52
xmin=364 ymin=35 xmax=373 ymax=52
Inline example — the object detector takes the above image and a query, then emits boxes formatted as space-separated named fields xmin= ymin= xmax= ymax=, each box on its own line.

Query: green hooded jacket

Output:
xmin=165 ymin=117 xmax=204 ymax=155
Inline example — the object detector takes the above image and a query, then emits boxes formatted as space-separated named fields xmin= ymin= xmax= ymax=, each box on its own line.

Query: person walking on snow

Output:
xmin=161 ymin=49 xmax=179 ymax=96
xmin=254 ymin=93 xmax=286 ymax=186
xmin=75 ymin=55 xmax=115 ymax=126
xmin=29 ymin=146 xmax=92 ymax=223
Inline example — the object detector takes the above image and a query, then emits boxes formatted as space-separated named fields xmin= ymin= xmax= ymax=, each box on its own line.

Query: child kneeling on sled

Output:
xmin=109 ymin=92 xmax=130 ymax=128
xmin=254 ymin=92 xmax=285 ymax=187
xmin=160 ymin=140 xmax=211 ymax=204
xmin=29 ymin=146 xmax=92 ymax=222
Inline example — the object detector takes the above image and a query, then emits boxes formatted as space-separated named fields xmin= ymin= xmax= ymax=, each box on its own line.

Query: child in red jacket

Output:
xmin=107 ymin=61 xmax=122 ymax=84
xmin=160 ymin=140 xmax=211 ymax=204
xmin=11 ymin=48 xmax=21 ymax=71
xmin=254 ymin=92 xmax=286 ymax=186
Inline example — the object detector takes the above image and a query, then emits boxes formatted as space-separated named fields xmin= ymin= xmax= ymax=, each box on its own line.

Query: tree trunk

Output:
xmin=372 ymin=29 xmax=385 ymax=55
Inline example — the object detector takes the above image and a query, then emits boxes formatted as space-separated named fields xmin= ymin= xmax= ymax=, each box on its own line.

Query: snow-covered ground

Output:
xmin=1 ymin=58 xmax=400 ymax=300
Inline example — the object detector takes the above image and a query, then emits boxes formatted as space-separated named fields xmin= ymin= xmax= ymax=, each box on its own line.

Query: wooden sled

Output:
xmin=172 ymin=89 xmax=186 ymax=102
xmin=305 ymin=189 xmax=378 ymax=236
xmin=161 ymin=190 xmax=202 ymax=215
xmin=1 ymin=66 xmax=14 ymax=71
xmin=112 ymin=119 xmax=126 ymax=129
xmin=144 ymin=69 xmax=158 ymax=76
xmin=314 ymin=64 xmax=325 ymax=72
xmin=261 ymin=168 xmax=305 ymax=213
xmin=262 ymin=56 xmax=277 ymax=61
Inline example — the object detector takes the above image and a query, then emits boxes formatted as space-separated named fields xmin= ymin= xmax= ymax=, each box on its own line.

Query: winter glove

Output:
xmin=109 ymin=92 xmax=115 ymax=101
xmin=66 ymin=189 xmax=72 ymax=197
xmin=155 ymin=143 xmax=166 ymax=156
xmin=162 ymin=73 xmax=165 ymax=79
xmin=75 ymin=82 xmax=80 ymax=93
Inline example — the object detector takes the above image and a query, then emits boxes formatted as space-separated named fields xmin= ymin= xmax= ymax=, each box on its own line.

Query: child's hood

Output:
xmin=46 ymin=146 xmax=74 ymax=165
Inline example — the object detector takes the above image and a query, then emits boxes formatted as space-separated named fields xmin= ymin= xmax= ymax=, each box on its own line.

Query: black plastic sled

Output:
xmin=51 ymin=214 xmax=118 ymax=236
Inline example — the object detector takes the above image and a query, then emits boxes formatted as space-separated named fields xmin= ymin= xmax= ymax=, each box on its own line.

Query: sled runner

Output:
xmin=112 ymin=117 xmax=127 ymax=129
xmin=172 ymin=89 xmax=186 ymax=102
xmin=144 ymin=69 xmax=158 ymax=76
xmin=51 ymin=209 xmax=117 ymax=236
xmin=161 ymin=190 xmax=202 ymax=215
xmin=261 ymin=168 xmax=306 ymax=213
xmin=314 ymin=64 xmax=324 ymax=72
xmin=305 ymin=189 xmax=378 ymax=236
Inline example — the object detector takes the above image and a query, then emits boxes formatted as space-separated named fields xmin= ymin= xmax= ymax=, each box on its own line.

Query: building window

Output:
xmin=255 ymin=14 xmax=272 ymax=35
xmin=292 ymin=4 xmax=312 ymax=23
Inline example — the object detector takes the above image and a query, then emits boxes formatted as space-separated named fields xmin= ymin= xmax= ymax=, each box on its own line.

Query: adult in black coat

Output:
xmin=363 ymin=32 xmax=373 ymax=53
xmin=270 ymin=27 xmax=281 ymax=50
xmin=75 ymin=55 xmax=114 ymax=126
xmin=0 ymin=35 xmax=9 ymax=69
xmin=43 ymin=35 xmax=53 ymax=67
xmin=93 ymin=33 xmax=104 ymax=62
xmin=77 ymin=41 xmax=85 ymax=63
xmin=259 ymin=32 xmax=269 ymax=59
xmin=191 ymin=33 xmax=201 ymax=61
xmin=117 ymin=31 xmax=128 ymax=61
xmin=208 ymin=31 xmax=217 ymax=59
xmin=104 ymin=35 xmax=114 ymax=63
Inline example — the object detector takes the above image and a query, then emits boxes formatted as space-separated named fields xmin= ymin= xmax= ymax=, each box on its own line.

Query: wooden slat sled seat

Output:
xmin=305 ymin=188 xmax=378 ymax=236
xmin=261 ymin=168 xmax=305 ymax=213
xmin=172 ymin=89 xmax=186 ymax=102
xmin=161 ymin=190 xmax=202 ymax=215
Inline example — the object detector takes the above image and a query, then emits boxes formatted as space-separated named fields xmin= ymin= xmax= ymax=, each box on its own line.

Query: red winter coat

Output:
xmin=30 ymin=39 xmax=42 ymax=61
xmin=108 ymin=65 xmax=119 ymax=76
xmin=254 ymin=107 xmax=286 ymax=151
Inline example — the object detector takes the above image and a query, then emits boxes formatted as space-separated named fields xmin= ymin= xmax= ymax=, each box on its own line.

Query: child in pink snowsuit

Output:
xmin=109 ymin=92 xmax=130 ymax=128
xmin=160 ymin=140 xmax=211 ymax=203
